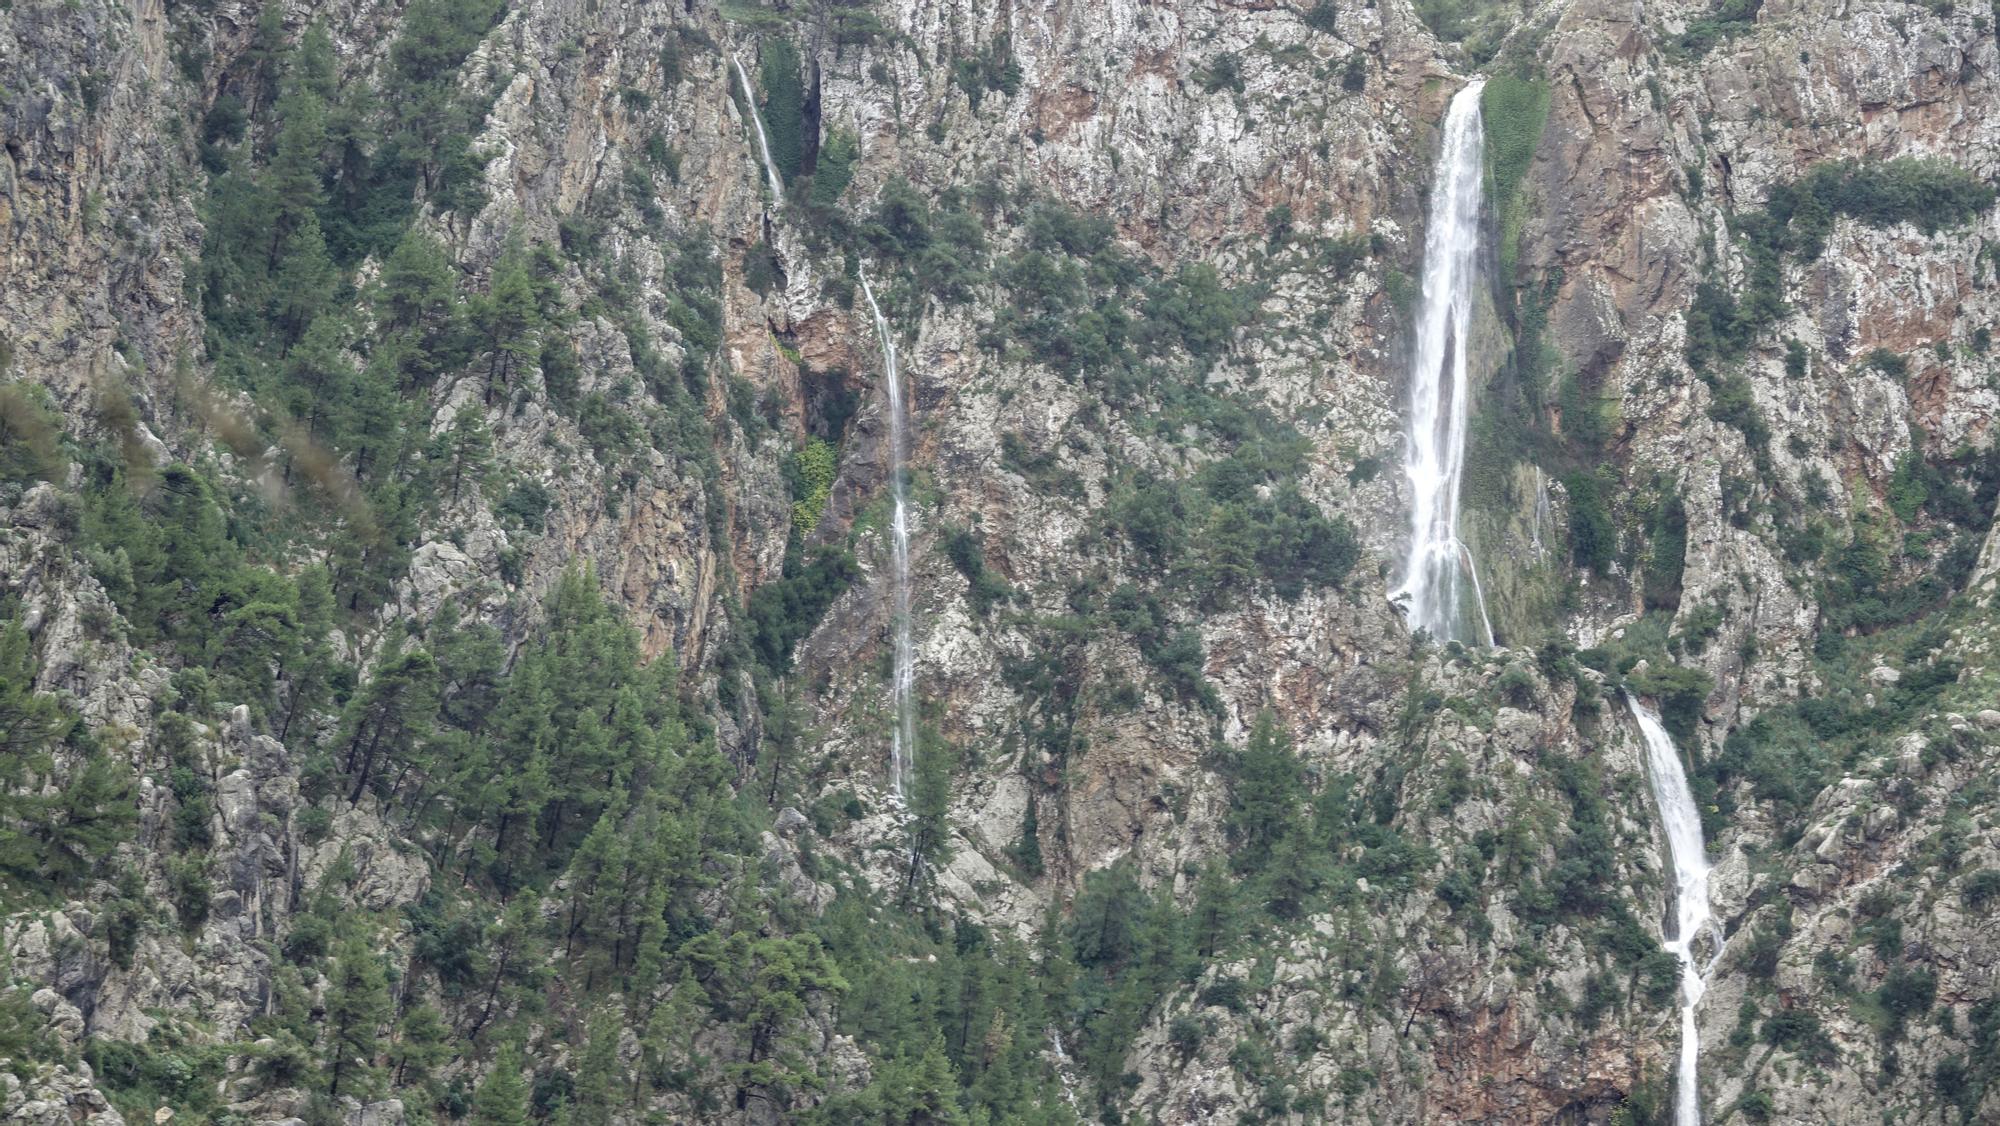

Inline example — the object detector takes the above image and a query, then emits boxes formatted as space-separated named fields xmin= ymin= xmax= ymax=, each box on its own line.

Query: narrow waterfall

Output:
xmin=1392 ymin=79 xmax=1495 ymax=646
xmin=1530 ymin=466 xmax=1552 ymax=557
xmin=1626 ymin=694 xmax=1718 ymax=1126
xmin=731 ymin=52 xmax=785 ymax=205
xmin=859 ymin=270 xmax=916 ymax=799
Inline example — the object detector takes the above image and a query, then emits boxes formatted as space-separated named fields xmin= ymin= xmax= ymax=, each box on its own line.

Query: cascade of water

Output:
xmin=1391 ymin=79 xmax=1495 ymax=645
xmin=859 ymin=270 xmax=915 ymax=799
xmin=731 ymin=52 xmax=785 ymax=205
xmin=1530 ymin=466 xmax=1552 ymax=557
xmin=1627 ymin=694 xmax=1720 ymax=1126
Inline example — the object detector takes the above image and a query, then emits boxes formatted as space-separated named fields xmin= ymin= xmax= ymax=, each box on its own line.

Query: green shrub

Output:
xmin=1877 ymin=965 xmax=1936 ymax=1026
xmin=1762 ymin=1008 xmax=1830 ymax=1057
xmin=1783 ymin=339 xmax=1808 ymax=377
xmin=1197 ymin=53 xmax=1244 ymax=94
xmin=1671 ymin=0 xmax=1763 ymax=58
xmin=809 ymin=129 xmax=858 ymax=208
xmin=950 ymin=37 xmax=1022 ymax=111
xmin=1565 ymin=471 xmax=1615 ymax=574
xmin=1735 ymin=1090 xmax=1776 ymax=1121
xmin=497 ymin=480 xmax=551 ymax=531
xmin=941 ymin=526 xmax=1014 ymax=616
xmin=1961 ymin=868 xmax=2000 ymax=911
xmin=1340 ymin=53 xmax=1367 ymax=92
xmin=1703 ymin=371 xmax=1771 ymax=458
xmin=1626 ymin=663 xmax=1713 ymax=746
xmin=1414 ymin=0 xmax=1515 ymax=62
xmin=789 ymin=438 xmax=837 ymax=536
xmin=1168 ymin=1015 xmax=1205 ymax=1057
xmin=0 ymin=382 xmax=67 ymax=486
xmin=1198 ymin=979 xmax=1249 ymax=1012
xmin=1689 ymin=158 xmax=1993 ymax=367
xmin=745 ymin=546 xmax=860 ymax=671
xmin=1641 ymin=490 xmax=1688 ymax=612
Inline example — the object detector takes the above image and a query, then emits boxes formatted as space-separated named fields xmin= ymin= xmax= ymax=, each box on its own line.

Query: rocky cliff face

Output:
xmin=3 ymin=0 xmax=1998 ymax=1123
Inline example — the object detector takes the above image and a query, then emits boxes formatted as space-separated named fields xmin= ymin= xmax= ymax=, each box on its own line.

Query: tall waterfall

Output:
xmin=1626 ymin=694 xmax=1718 ymax=1126
xmin=1392 ymin=79 xmax=1495 ymax=646
xmin=731 ymin=52 xmax=785 ymax=205
xmin=859 ymin=271 xmax=916 ymax=799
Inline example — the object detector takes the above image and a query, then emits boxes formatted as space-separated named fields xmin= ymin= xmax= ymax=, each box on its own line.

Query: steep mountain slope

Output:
xmin=2 ymin=0 xmax=1997 ymax=1123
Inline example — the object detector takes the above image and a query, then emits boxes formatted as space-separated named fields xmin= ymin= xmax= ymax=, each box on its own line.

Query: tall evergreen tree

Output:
xmin=1223 ymin=710 xmax=1304 ymax=874
xmin=572 ymin=1004 xmax=626 ymax=1126
xmin=470 ymin=1041 xmax=532 ymax=1126
xmin=473 ymin=257 xmax=539 ymax=405
xmin=338 ymin=648 xmax=441 ymax=807
xmin=324 ymin=937 xmax=391 ymax=1097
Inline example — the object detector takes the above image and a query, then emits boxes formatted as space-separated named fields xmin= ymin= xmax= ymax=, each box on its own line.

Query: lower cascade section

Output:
xmin=860 ymin=269 xmax=916 ymax=800
xmin=1627 ymin=693 xmax=1722 ymax=1126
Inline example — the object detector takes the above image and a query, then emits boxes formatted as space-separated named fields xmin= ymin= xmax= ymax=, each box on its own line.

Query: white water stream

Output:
xmin=731 ymin=52 xmax=785 ymax=205
xmin=859 ymin=271 xmax=915 ymax=800
xmin=1392 ymin=79 xmax=1495 ymax=646
xmin=1627 ymin=694 xmax=1719 ymax=1126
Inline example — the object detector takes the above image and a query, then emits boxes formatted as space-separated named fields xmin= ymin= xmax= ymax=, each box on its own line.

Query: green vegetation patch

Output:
xmin=1481 ymin=73 xmax=1550 ymax=277
xmin=1687 ymin=158 xmax=1995 ymax=370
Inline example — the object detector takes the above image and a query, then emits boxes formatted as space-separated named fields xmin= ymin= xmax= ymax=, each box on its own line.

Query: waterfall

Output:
xmin=859 ymin=270 xmax=916 ymax=800
xmin=731 ymin=52 xmax=785 ymax=205
xmin=1530 ymin=466 xmax=1552 ymax=557
xmin=1626 ymin=694 xmax=1719 ymax=1126
xmin=1391 ymin=79 xmax=1495 ymax=646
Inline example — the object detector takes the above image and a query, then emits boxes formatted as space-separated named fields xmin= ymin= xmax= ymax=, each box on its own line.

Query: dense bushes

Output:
xmin=1106 ymin=429 xmax=1360 ymax=609
xmin=744 ymin=546 xmax=860 ymax=672
xmin=0 ymin=623 xmax=136 ymax=892
xmin=1564 ymin=470 xmax=1616 ymax=574
xmin=1640 ymin=488 xmax=1688 ymax=612
xmin=1688 ymin=159 xmax=1994 ymax=369
xmin=1670 ymin=0 xmax=1763 ymax=59
xmin=1411 ymin=0 xmax=1518 ymax=64
xmin=941 ymin=527 xmax=1015 ymax=617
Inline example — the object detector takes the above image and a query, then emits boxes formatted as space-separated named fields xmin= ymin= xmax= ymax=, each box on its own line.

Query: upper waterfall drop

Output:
xmin=1391 ymin=79 xmax=1495 ymax=646
xmin=1627 ymin=694 xmax=1720 ymax=1126
xmin=731 ymin=51 xmax=785 ymax=206
xmin=859 ymin=270 xmax=916 ymax=801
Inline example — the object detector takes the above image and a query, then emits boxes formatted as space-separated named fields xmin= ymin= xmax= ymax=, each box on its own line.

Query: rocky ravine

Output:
xmin=4 ymin=0 xmax=2000 ymax=1123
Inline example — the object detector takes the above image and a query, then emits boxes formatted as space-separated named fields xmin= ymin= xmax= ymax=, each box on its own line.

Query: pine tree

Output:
xmin=473 ymin=256 xmax=539 ymax=405
xmin=264 ymin=79 xmax=330 ymax=236
xmin=1223 ymin=710 xmax=1304 ymax=874
xmin=470 ymin=1041 xmax=532 ymax=1126
xmin=1189 ymin=861 xmax=1238 ymax=959
xmin=572 ymin=1004 xmax=625 ymax=1126
xmin=808 ymin=1034 xmax=969 ymax=1124
xmin=377 ymin=229 xmax=465 ymax=387
xmin=338 ymin=647 xmax=441 ymax=807
xmin=270 ymin=214 xmax=339 ymax=346
xmin=905 ymin=727 xmax=956 ymax=901
xmin=640 ymin=969 xmax=708 ymax=1095
xmin=281 ymin=314 xmax=355 ymax=441
xmin=278 ymin=568 xmax=338 ymax=742
xmin=0 ymin=621 xmax=71 ymax=760
xmin=323 ymin=937 xmax=391 ymax=1097
xmin=40 ymin=751 xmax=137 ymax=886
xmin=468 ymin=900 xmax=544 ymax=1039
xmin=390 ymin=1002 xmax=450 ymax=1086
xmin=427 ymin=403 xmax=493 ymax=504
xmin=0 ymin=624 xmax=132 ymax=889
